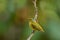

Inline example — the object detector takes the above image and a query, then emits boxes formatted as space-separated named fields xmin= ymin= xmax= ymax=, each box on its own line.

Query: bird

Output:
xmin=28 ymin=18 xmax=44 ymax=32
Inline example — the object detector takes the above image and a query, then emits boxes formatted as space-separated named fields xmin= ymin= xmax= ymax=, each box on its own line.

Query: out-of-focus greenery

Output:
xmin=0 ymin=0 xmax=60 ymax=40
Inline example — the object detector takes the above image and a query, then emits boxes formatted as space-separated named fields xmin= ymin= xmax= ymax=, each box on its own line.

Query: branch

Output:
xmin=27 ymin=0 xmax=38 ymax=40
xmin=32 ymin=0 xmax=38 ymax=22
xmin=27 ymin=31 xmax=35 ymax=40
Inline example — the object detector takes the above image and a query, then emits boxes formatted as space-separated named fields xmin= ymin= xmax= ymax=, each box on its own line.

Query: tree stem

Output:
xmin=33 ymin=0 xmax=38 ymax=21
xmin=27 ymin=31 xmax=35 ymax=40
xmin=27 ymin=0 xmax=38 ymax=40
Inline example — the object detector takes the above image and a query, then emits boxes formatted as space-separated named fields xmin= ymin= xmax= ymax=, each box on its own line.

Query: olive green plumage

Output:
xmin=28 ymin=18 xmax=44 ymax=32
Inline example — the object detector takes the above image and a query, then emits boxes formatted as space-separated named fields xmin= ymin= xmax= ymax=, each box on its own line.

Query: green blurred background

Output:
xmin=0 ymin=0 xmax=60 ymax=40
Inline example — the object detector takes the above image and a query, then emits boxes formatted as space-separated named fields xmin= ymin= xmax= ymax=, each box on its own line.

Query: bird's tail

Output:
xmin=39 ymin=26 xmax=44 ymax=32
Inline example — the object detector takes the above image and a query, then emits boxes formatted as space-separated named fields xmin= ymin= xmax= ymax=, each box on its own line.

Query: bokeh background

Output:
xmin=0 ymin=0 xmax=60 ymax=40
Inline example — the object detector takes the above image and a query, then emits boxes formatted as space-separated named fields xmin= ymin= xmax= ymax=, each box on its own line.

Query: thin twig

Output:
xmin=32 ymin=0 xmax=38 ymax=21
xmin=27 ymin=0 xmax=38 ymax=40
xmin=27 ymin=31 xmax=35 ymax=40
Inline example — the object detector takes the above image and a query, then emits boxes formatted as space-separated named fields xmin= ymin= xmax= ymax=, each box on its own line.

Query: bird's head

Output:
xmin=28 ymin=18 xmax=33 ymax=21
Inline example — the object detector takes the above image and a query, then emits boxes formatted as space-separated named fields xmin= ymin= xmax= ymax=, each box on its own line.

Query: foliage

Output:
xmin=0 ymin=0 xmax=60 ymax=40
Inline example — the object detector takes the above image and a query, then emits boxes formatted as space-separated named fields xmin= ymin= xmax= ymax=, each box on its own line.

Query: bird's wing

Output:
xmin=32 ymin=22 xmax=44 ymax=32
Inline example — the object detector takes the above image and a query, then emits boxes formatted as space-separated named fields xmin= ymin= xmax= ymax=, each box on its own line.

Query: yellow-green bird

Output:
xmin=28 ymin=18 xmax=44 ymax=32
